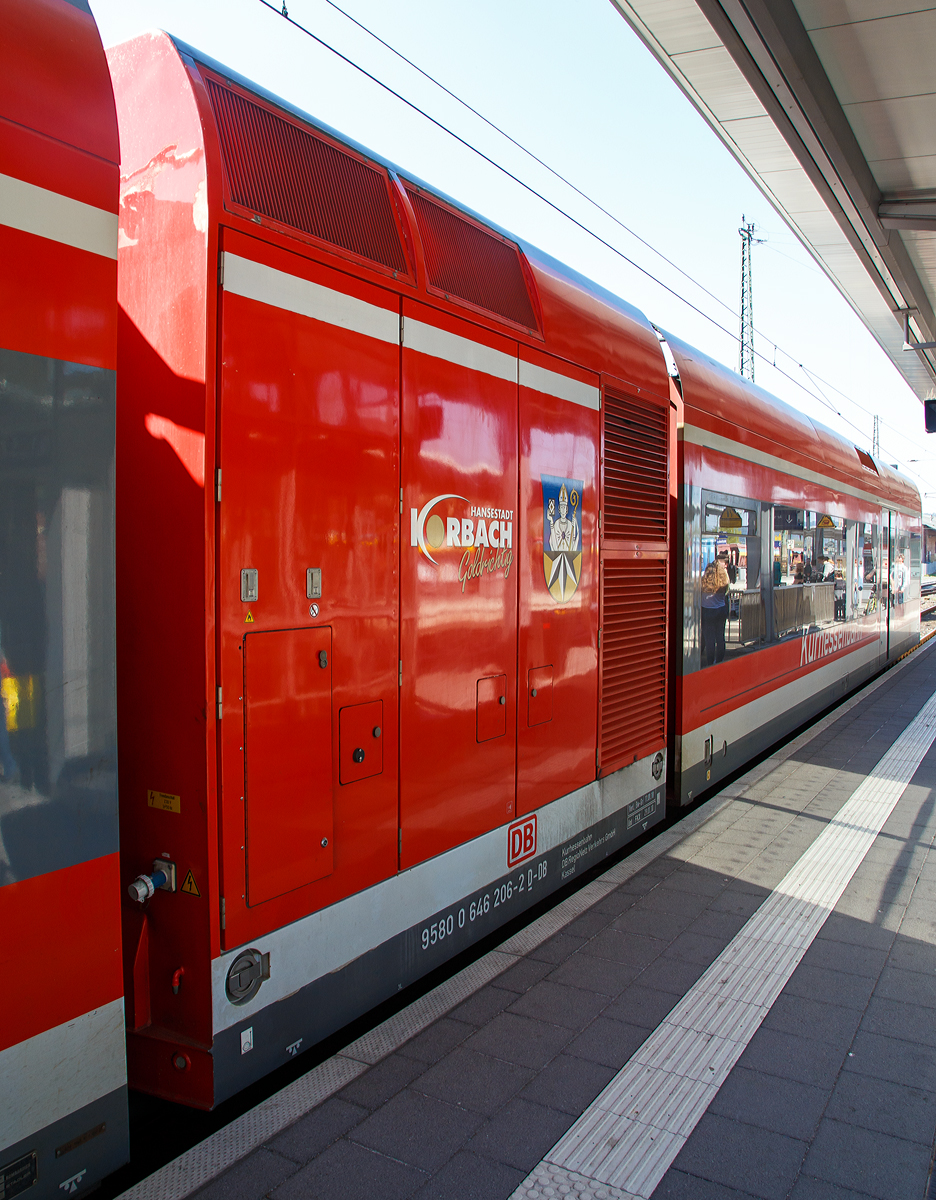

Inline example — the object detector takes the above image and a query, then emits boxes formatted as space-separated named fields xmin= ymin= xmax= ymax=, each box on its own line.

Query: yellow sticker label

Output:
xmin=719 ymin=506 xmax=742 ymax=529
xmin=245 ymin=611 xmax=254 ymax=623
xmin=181 ymin=870 xmax=201 ymax=897
xmin=147 ymin=789 xmax=181 ymax=813
xmin=818 ymin=514 xmax=836 ymax=528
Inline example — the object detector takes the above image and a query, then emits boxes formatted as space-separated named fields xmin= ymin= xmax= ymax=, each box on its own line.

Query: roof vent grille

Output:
xmin=405 ymin=187 xmax=539 ymax=331
xmin=855 ymin=448 xmax=879 ymax=474
xmin=205 ymin=77 xmax=408 ymax=275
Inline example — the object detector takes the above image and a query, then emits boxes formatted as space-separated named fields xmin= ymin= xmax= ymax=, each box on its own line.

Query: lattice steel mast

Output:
xmin=739 ymin=217 xmax=757 ymax=381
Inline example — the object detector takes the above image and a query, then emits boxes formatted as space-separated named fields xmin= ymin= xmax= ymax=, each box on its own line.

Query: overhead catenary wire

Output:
xmin=254 ymin=0 xmax=921 ymax=480
xmin=309 ymin=0 xmax=923 ymax=456
xmin=253 ymin=0 xmax=745 ymax=341
xmin=316 ymin=0 xmax=746 ymax=330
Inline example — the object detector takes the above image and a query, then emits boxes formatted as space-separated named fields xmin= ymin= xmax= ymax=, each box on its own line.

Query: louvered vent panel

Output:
xmin=206 ymin=79 xmax=408 ymax=274
xmin=603 ymin=393 xmax=668 ymax=542
xmin=405 ymin=188 xmax=539 ymax=331
xmin=600 ymin=559 xmax=666 ymax=769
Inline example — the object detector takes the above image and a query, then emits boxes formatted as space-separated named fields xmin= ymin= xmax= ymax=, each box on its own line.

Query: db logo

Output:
xmin=507 ymin=814 xmax=537 ymax=868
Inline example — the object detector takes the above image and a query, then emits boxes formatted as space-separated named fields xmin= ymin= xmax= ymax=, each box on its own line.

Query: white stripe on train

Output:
xmin=0 ymin=999 xmax=125 ymax=1150
xmin=0 ymin=172 xmax=117 ymax=260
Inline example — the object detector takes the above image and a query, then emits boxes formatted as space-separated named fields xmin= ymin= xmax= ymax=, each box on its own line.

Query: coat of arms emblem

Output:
xmin=541 ymin=474 xmax=583 ymax=602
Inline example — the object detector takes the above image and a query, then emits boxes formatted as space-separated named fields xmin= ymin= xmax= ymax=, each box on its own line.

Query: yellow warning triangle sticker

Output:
xmin=181 ymin=870 xmax=201 ymax=897
xmin=245 ymin=611 xmax=254 ymax=623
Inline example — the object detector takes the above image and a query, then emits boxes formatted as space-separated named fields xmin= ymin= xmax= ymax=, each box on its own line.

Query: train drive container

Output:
xmin=109 ymin=32 xmax=672 ymax=1108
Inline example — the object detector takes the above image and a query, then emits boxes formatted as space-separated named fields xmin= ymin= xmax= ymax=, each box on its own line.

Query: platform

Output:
xmin=121 ymin=637 xmax=936 ymax=1200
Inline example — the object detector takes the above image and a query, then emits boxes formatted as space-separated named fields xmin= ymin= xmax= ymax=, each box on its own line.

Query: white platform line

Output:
xmin=512 ymin=687 xmax=936 ymax=1200
xmin=116 ymin=642 xmax=933 ymax=1200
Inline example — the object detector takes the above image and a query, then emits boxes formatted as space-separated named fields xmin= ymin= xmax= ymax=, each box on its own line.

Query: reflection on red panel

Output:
xmin=0 ymin=224 xmax=116 ymax=368
xmin=517 ymin=356 xmax=599 ymax=816
xmin=0 ymin=114 xmax=117 ymax=213
xmin=1 ymin=852 xmax=123 ymax=1053
xmin=218 ymin=236 xmax=399 ymax=947
xmin=245 ymin=627 xmax=334 ymax=905
xmin=400 ymin=302 xmax=518 ymax=866
xmin=0 ymin=0 xmax=118 ymax=164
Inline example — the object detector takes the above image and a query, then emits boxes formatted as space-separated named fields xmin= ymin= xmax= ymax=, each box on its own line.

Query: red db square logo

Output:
xmin=507 ymin=814 xmax=537 ymax=869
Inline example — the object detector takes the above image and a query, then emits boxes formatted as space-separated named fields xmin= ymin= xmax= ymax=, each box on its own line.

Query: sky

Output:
xmin=90 ymin=0 xmax=936 ymax=511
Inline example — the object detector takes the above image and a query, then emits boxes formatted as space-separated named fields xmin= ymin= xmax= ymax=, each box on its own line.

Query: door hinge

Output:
xmin=399 ymin=660 xmax=403 ymax=687
xmin=400 ymin=312 xmax=404 ymax=342
xmin=217 ymin=686 xmax=222 ymax=720
xmin=220 ymin=897 xmax=226 ymax=930
xmin=598 ymin=628 xmax=602 ymax=649
xmin=218 ymin=253 xmax=224 ymax=288
xmin=400 ymin=487 xmax=403 ymax=515
xmin=216 ymin=468 xmax=222 ymax=503
xmin=598 ymin=508 xmax=601 ymax=530
xmin=398 ymin=829 xmax=402 ymax=855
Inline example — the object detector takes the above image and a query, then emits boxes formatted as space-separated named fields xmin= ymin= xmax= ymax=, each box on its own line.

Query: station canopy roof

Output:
xmin=610 ymin=0 xmax=936 ymax=401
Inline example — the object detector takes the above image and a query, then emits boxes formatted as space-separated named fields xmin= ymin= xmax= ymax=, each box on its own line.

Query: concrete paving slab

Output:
xmin=463 ymin=1012 xmax=575 ymax=1070
xmin=545 ymin=948 xmax=642 ymax=996
xmin=800 ymin=1118 xmax=930 ymax=1200
xmin=411 ymin=1151 xmax=525 ymax=1200
xmin=465 ymin=1099 xmax=574 ymax=1173
xmin=348 ymin=1088 xmax=484 ymax=1172
xmin=271 ymin=1138 xmax=426 ymax=1200
xmin=414 ymin=1047 xmax=534 ymax=1115
xmin=269 ymin=1098 xmax=368 ymax=1164
xmin=669 ymin=1111 xmax=809 ymax=1200
xmin=825 ymin=1071 xmax=936 ymax=1145
xmin=706 ymin=1066 xmax=829 ymax=1141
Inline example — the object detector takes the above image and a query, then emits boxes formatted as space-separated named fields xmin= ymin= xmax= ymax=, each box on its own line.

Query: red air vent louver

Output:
xmin=600 ymin=559 xmax=667 ymax=770
xmin=599 ymin=390 xmax=669 ymax=775
xmin=405 ymin=187 xmax=539 ymax=331
xmin=205 ymin=78 xmax=408 ymax=275
xmin=602 ymin=393 xmax=668 ymax=542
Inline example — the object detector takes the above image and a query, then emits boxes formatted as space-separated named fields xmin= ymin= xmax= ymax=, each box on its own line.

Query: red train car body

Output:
xmin=668 ymin=334 xmax=921 ymax=804
xmin=0 ymin=1 xmax=127 ymax=1195
xmin=109 ymin=33 xmax=672 ymax=1108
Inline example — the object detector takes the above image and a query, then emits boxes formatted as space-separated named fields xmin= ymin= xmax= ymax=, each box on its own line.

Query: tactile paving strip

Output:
xmin=512 ymin=687 xmax=936 ymax=1199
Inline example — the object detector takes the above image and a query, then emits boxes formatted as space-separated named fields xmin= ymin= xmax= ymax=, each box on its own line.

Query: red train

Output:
xmin=0 ymin=8 xmax=921 ymax=1195
xmin=0 ymin=1 xmax=126 ymax=1197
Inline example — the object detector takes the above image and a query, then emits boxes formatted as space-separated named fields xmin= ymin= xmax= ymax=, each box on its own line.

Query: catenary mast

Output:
xmin=739 ymin=217 xmax=757 ymax=381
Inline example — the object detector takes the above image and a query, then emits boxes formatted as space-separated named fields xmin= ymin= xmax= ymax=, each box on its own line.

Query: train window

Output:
xmin=892 ymin=523 xmax=913 ymax=612
xmin=772 ymin=511 xmax=871 ymax=637
xmin=698 ymin=497 xmax=765 ymax=668
xmin=858 ymin=522 xmax=881 ymax=619
xmin=690 ymin=498 xmax=890 ymax=675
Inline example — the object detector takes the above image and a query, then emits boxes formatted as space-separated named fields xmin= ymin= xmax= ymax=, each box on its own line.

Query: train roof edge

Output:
xmin=661 ymin=328 xmax=921 ymax=514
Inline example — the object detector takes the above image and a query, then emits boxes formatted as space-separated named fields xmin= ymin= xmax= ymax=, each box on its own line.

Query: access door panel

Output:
xmin=517 ymin=352 xmax=599 ymax=815
xmin=244 ymin=627 xmax=333 ymax=905
xmin=218 ymin=233 xmax=400 ymax=947
xmin=477 ymin=675 xmax=508 ymax=742
xmin=400 ymin=302 xmax=519 ymax=867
